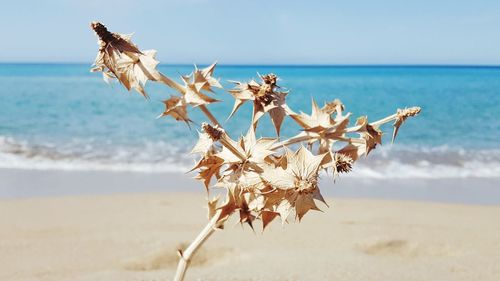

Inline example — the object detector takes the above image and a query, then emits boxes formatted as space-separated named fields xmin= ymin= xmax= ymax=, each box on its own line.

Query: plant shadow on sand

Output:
xmin=357 ymin=238 xmax=458 ymax=258
xmin=124 ymin=243 xmax=233 ymax=271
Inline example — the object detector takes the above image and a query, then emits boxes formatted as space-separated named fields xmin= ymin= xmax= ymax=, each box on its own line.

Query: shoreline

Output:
xmin=1 ymin=168 xmax=499 ymax=205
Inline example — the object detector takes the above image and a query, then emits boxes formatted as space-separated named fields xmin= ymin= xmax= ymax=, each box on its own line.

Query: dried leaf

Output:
xmin=191 ymin=154 xmax=224 ymax=190
xmin=289 ymin=98 xmax=335 ymax=132
xmin=158 ymin=96 xmax=192 ymax=125
xmin=294 ymin=192 xmax=320 ymax=221
xmin=275 ymin=199 xmax=293 ymax=224
xmin=347 ymin=116 xmax=383 ymax=156
xmin=216 ymin=126 xmax=276 ymax=171
xmin=207 ymin=197 xmax=219 ymax=219
xmin=261 ymin=211 xmax=279 ymax=230
xmin=191 ymin=131 xmax=215 ymax=155
xmin=199 ymin=62 xmax=223 ymax=90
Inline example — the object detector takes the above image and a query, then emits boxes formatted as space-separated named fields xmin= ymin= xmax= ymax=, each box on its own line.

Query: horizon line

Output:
xmin=1 ymin=62 xmax=500 ymax=68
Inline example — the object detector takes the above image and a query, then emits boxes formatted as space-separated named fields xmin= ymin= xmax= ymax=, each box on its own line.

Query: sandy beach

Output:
xmin=1 ymin=169 xmax=499 ymax=281
xmin=2 ymin=1 xmax=500 ymax=280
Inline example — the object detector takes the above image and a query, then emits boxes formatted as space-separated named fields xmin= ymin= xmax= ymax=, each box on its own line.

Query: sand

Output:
xmin=1 ymin=191 xmax=500 ymax=281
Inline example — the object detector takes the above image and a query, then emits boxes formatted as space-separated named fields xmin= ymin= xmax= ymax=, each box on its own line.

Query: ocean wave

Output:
xmin=0 ymin=136 xmax=194 ymax=173
xmin=349 ymin=145 xmax=500 ymax=178
xmin=1 ymin=136 xmax=499 ymax=178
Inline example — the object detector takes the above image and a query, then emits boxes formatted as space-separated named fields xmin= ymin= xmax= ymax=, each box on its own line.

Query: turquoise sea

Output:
xmin=0 ymin=64 xmax=499 ymax=178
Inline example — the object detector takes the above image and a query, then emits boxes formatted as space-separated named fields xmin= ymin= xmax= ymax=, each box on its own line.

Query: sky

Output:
xmin=1 ymin=0 xmax=500 ymax=65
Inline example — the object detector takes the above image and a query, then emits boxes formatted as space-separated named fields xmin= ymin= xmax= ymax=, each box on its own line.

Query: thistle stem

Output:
xmin=269 ymin=131 xmax=366 ymax=151
xmin=369 ymin=106 xmax=421 ymax=127
xmin=336 ymin=136 xmax=366 ymax=144
xmin=369 ymin=114 xmax=397 ymax=127
xmin=270 ymin=133 xmax=312 ymax=150
xmin=219 ymin=137 xmax=246 ymax=161
xmin=173 ymin=210 xmax=223 ymax=281
xmin=159 ymin=74 xmax=185 ymax=94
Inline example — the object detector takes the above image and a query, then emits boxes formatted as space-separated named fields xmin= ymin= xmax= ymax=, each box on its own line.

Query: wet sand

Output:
xmin=1 ymin=168 xmax=499 ymax=204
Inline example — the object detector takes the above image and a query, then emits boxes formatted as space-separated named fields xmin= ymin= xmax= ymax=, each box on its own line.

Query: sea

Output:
xmin=0 ymin=64 xmax=499 ymax=179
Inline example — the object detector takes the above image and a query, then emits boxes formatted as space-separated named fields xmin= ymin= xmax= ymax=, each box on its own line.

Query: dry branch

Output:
xmin=90 ymin=22 xmax=421 ymax=281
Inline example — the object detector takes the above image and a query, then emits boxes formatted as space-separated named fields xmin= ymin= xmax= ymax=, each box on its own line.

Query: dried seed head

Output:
xmin=294 ymin=175 xmax=318 ymax=193
xmin=90 ymin=21 xmax=141 ymax=55
xmin=322 ymin=99 xmax=345 ymax=115
xmin=251 ymin=73 xmax=278 ymax=99
xmin=261 ymin=73 xmax=277 ymax=85
xmin=391 ymin=106 xmax=422 ymax=142
xmin=202 ymin=122 xmax=224 ymax=141
xmin=255 ymin=91 xmax=274 ymax=105
xmin=90 ymin=21 xmax=115 ymax=44
xmin=397 ymin=106 xmax=421 ymax=119
xmin=334 ymin=153 xmax=353 ymax=174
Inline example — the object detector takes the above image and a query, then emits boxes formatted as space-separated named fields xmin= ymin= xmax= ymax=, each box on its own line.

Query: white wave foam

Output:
xmin=0 ymin=152 xmax=190 ymax=173
xmin=1 ymin=136 xmax=500 ymax=178
xmin=348 ymin=160 xmax=500 ymax=179
xmin=345 ymin=145 xmax=500 ymax=178
xmin=0 ymin=136 xmax=192 ymax=173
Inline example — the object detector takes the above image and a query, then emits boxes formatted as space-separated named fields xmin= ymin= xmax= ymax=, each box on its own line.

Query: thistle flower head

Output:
xmin=258 ymin=146 xmax=326 ymax=221
xmin=90 ymin=21 xmax=141 ymax=54
xmin=333 ymin=153 xmax=353 ymax=174
xmin=262 ymin=147 xmax=324 ymax=190
xmin=260 ymin=73 xmax=278 ymax=86
xmin=201 ymin=122 xmax=224 ymax=142
xmin=228 ymin=73 xmax=290 ymax=135
xmin=90 ymin=21 xmax=169 ymax=98
xmin=392 ymin=106 xmax=422 ymax=142
xmin=322 ymin=99 xmax=345 ymax=115
xmin=90 ymin=22 xmax=115 ymax=45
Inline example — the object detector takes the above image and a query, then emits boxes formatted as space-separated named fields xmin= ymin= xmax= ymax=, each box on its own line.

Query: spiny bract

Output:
xmin=91 ymin=21 xmax=421 ymax=230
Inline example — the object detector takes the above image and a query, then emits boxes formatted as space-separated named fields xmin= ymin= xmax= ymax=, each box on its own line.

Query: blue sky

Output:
xmin=1 ymin=0 xmax=500 ymax=65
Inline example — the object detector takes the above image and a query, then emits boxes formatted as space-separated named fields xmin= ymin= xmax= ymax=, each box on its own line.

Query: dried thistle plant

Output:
xmin=90 ymin=22 xmax=421 ymax=281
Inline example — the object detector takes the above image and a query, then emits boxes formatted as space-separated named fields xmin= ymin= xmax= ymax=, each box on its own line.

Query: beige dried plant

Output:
xmin=90 ymin=22 xmax=421 ymax=281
